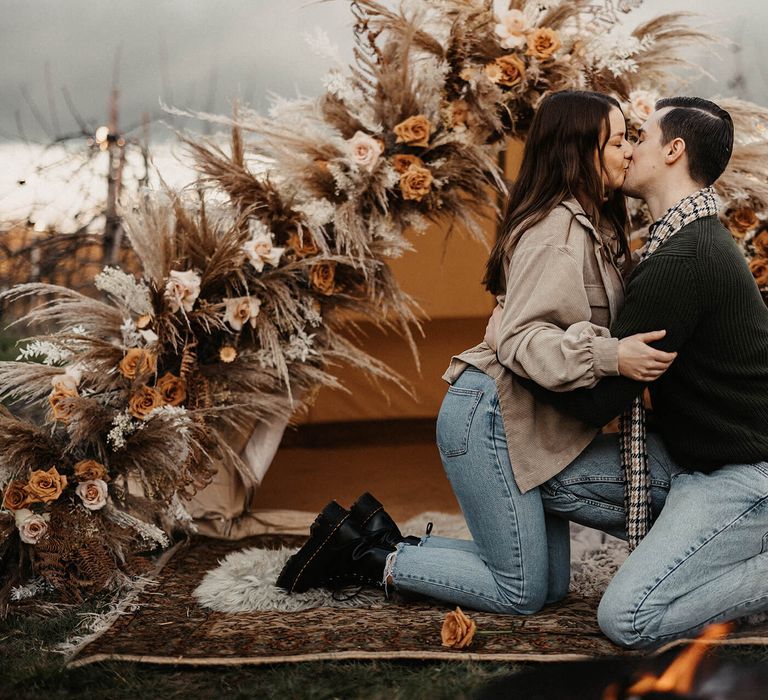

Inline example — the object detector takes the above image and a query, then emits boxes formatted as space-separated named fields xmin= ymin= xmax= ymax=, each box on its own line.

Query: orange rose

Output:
xmin=753 ymin=230 xmax=768 ymax=258
xmin=526 ymin=27 xmax=561 ymax=60
xmin=49 ymin=386 xmax=78 ymax=424
xmin=392 ymin=154 xmax=425 ymax=174
xmin=399 ymin=165 xmax=433 ymax=201
xmin=73 ymin=459 xmax=109 ymax=482
xmin=730 ymin=207 xmax=759 ymax=236
xmin=309 ymin=262 xmax=337 ymax=296
xmin=286 ymin=229 xmax=320 ymax=258
xmin=441 ymin=607 xmax=477 ymax=649
xmin=119 ymin=348 xmax=157 ymax=380
xmin=2 ymin=480 xmax=29 ymax=511
xmin=484 ymin=54 xmax=526 ymax=88
xmin=156 ymin=372 xmax=187 ymax=407
xmin=26 ymin=467 xmax=68 ymax=504
xmin=393 ymin=115 xmax=431 ymax=148
xmin=749 ymin=257 xmax=768 ymax=287
xmin=128 ymin=385 xmax=164 ymax=420
xmin=219 ymin=346 xmax=238 ymax=363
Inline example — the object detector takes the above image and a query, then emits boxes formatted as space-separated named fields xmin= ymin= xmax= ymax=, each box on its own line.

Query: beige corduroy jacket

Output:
xmin=443 ymin=199 xmax=626 ymax=493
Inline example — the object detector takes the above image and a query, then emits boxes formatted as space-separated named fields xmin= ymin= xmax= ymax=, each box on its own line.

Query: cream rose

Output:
xmin=525 ymin=27 xmax=561 ymax=60
xmin=495 ymin=9 xmax=529 ymax=49
xmin=224 ymin=296 xmax=261 ymax=331
xmin=627 ymin=90 xmax=658 ymax=126
xmin=14 ymin=509 xmax=50 ymax=545
xmin=393 ymin=115 xmax=431 ymax=148
xmin=347 ymin=131 xmax=385 ymax=172
xmin=26 ymin=467 xmax=67 ymax=504
xmin=441 ymin=607 xmax=477 ymax=649
xmin=51 ymin=364 xmax=82 ymax=392
xmin=243 ymin=221 xmax=285 ymax=273
xmin=156 ymin=372 xmax=187 ymax=407
xmin=164 ymin=269 xmax=201 ymax=314
xmin=75 ymin=479 xmax=109 ymax=511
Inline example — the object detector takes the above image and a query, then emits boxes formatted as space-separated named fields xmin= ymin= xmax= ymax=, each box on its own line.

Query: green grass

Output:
xmin=4 ymin=597 xmax=768 ymax=700
xmin=0 ymin=600 xmax=519 ymax=700
xmin=0 ymin=330 xmax=21 ymax=362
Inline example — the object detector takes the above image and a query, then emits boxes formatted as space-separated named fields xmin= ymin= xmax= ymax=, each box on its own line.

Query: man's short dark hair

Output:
xmin=654 ymin=97 xmax=734 ymax=186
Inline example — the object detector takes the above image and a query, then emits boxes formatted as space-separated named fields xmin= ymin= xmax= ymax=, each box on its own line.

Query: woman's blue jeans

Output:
xmin=390 ymin=367 xmax=768 ymax=648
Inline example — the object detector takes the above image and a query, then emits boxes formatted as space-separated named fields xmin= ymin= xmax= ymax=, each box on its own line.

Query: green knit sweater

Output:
xmin=522 ymin=215 xmax=768 ymax=471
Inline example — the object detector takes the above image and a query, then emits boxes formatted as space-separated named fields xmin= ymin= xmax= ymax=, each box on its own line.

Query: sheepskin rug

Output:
xmin=194 ymin=513 xmax=628 ymax=613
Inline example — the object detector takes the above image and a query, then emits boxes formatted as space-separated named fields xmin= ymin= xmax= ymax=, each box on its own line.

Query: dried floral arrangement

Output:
xmin=2 ymin=0 xmax=768 ymax=607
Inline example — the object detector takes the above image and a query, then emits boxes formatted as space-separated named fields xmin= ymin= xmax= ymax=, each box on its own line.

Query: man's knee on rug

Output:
xmin=596 ymin=577 xmax=681 ymax=649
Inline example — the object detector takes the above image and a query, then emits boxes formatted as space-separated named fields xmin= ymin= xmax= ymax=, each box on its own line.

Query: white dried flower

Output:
xmin=94 ymin=266 xmax=153 ymax=316
xmin=17 ymin=340 xmax=72 ymax=366
xmin=107 ymin=410 xmax=138 ymax=451
xmin=294 ymin=198 xmax=336 ymax=228
xmin=284 ymin=329 xmax=318 ymax=364
xmin=103 ymin=506 xmax=170 ymax=548
xmin=303 ymin=28 xmax=344 ymax=66
xmin=10 ymin=578 xmax=52 ymax=601
xmin=583 ymin=28 xmax=654 ymax=76
xmin=120 ymin=317 xmax=144 ymax=348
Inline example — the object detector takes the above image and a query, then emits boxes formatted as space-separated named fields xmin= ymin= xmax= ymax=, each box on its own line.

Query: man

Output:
xmin=520 ymin=97 xmax=768 ymax=648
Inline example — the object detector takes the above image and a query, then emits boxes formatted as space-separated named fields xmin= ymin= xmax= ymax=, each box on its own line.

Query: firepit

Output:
xmin=476 ymin=623 xmax=768 ymax=700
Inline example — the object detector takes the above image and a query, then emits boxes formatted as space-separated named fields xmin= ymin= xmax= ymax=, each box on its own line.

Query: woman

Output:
xmin=276 ymin=91 xmax=675 ymax=613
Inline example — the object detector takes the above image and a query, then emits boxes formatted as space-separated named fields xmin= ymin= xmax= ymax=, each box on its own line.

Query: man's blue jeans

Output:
xmin=390 ymin=367 xmax=768 ymax=647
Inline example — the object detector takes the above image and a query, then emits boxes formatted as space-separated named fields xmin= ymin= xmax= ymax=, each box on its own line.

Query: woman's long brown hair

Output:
xmin=483 ymin=91 xmax=630 ymax=296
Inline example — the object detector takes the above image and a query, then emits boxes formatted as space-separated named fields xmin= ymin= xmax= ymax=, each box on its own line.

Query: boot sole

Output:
xmin=276 ymin=501 xmax=350 ymax=593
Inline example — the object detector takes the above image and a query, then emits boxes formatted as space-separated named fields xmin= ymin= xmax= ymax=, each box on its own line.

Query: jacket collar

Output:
xmin=559 ymin=198 xmax=601 ymax=243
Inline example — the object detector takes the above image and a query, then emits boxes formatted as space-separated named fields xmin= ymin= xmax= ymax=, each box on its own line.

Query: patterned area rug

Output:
xmin=68 ymin=524 xmax=768 ymax=667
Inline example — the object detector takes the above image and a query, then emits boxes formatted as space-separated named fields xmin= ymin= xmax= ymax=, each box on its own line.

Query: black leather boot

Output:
xmin=276 ymin=499 xmax=394 ymax=593
xmin=349 ymin=492 xmax=421 ymax=548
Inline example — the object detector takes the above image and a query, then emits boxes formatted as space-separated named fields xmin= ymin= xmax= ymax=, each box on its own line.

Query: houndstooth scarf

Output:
xmin=621 ymin=186 xmax=719 ymax=550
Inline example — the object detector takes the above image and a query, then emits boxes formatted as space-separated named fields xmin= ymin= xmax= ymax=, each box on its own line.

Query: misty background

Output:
xmin=0 ymin=0 xmax=765 ymax=229
xmin=2 ymin=0 xmax=765 ymax=142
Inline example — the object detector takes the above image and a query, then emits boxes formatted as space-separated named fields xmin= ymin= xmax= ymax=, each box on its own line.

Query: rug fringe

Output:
xmin=61 ymin=540 xmax=187 ymax=663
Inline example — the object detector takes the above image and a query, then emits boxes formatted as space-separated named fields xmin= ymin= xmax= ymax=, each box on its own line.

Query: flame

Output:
xmin=603 ymin=622 xmax=732 ymax=699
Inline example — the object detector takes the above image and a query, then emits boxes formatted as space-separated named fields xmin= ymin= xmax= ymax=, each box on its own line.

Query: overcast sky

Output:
xmin=1 ymin=0 xmax=766 ymax=144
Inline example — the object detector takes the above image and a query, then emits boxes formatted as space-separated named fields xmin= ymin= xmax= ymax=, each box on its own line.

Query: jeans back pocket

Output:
xmin=436 ymin=386 xmax=483 ymax=457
